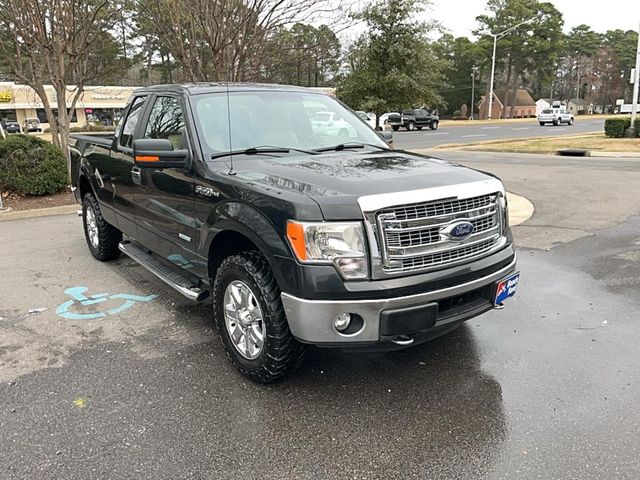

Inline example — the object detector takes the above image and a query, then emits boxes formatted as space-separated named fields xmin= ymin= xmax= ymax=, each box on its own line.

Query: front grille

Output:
xmin=375 ymin=193 xmax=504 ymax=275
xmin=393 ymin=238 xmax=497 ymax=273
xmin=380 ymin=194 xmax=494 ymax=221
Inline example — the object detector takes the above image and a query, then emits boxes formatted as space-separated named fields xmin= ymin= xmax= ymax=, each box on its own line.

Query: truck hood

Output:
xmin=226 ymin=150 xmax=498 ymax=220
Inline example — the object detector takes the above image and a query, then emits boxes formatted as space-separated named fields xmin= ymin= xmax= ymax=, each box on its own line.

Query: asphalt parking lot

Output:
xmin=2 ymin=152 xmax=640 ymax=479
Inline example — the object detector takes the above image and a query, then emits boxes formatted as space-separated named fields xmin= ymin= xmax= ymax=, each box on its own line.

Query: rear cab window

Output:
xmin=119 ymin=96 xmax=147 ymax=149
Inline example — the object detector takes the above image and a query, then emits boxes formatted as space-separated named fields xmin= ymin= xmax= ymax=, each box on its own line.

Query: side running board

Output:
xmin=118 ymin=241 xmax=210 ymax=302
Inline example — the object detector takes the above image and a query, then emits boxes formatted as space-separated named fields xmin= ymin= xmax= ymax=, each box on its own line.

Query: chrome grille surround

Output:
xmin=358 ymin=179 xmax=508 ymax=279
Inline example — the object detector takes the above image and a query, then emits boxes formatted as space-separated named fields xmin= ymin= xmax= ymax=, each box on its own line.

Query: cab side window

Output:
xmin=119 ymin=96 xmax=147 ymax=149
xmin=144 ymin=96 xmax=186 ymax=149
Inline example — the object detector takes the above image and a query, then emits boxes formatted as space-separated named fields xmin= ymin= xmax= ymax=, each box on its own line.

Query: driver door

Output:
xmin=132 ymin=95 xmax=199 ymax=265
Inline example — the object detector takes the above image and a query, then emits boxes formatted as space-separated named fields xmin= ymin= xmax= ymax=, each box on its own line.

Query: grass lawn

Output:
xmin=449 ymin=134 xmax=640 ymax=154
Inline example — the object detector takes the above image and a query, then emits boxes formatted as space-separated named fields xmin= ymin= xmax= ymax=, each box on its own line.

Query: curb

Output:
xmin=586 ymin=151 xmax=640 ymax=158
xmin=0 ymin=204 xmax=78 ymax=222
xmin=507 ymin=192 xmax=534 ymax=226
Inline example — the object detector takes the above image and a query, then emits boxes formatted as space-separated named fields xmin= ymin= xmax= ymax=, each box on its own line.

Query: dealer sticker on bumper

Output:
xmin=495 ymin=273 xmax=520 ymax=305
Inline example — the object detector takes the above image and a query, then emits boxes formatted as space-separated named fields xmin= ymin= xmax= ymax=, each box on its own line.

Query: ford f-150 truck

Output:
xmin=386 ymin=109 xmax=439 ymax=131
xmin=71 ymin=84 xmax=518 ymax=383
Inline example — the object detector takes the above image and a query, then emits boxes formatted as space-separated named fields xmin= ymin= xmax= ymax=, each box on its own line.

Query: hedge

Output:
xmin=0 ymin=134 xmax=67 ymax=195
xmin=604 ymin=118 xmax=631 ymax=138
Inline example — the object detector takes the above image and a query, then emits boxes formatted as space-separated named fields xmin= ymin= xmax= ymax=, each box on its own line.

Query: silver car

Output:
xmin=538 ymin=108 xmax=574 ymax=126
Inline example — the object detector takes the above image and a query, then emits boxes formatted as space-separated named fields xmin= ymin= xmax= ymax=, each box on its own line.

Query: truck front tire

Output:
xmin=430 ymin=121 xmax=439 ymax=130
xmin=82 ymin=193 xmax=122 ymax=261
xmin=407 ymin=121 xmax=416 ymax=131
xmin=213 ymin=251 xmax=305 ymax=383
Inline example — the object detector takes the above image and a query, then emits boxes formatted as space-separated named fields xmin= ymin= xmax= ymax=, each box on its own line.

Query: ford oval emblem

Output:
xmin=445 ymin=221 xmax=475 ymax=239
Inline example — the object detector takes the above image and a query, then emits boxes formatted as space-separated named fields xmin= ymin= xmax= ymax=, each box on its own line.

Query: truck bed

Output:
xmin=70 ymin=133 xmax=114 ymax=148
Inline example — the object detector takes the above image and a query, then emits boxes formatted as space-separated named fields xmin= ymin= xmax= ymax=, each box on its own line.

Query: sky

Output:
xmin=429 ymin=0 xmax=640 ymax=38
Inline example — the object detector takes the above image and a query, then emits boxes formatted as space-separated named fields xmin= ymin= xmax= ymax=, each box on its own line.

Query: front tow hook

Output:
xmin=391 ymin=335 xmax=414 ymax=346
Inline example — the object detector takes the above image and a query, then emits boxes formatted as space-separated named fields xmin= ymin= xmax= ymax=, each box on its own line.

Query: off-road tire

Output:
xmin=392 ymin=126 xmax=399 ymax=131
xmin=407 ymin=121 xmax=416 ymax=131
xmin=430 ymin=121 xmax=439 ymax=130
xmin=539 ymin=122 xmax=545 ymax=126
xmin=568 ymin=118 xmax=574 ymax=125
xmin=213 ymin=251 xmax=305 ymax=383
xmin=82 ymin=193 xmax=122 ymax=261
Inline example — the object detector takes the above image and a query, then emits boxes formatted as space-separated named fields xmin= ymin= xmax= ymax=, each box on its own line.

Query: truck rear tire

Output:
xmin=213 ymin=251 xmax=305 ymax=383
xmin=82 ymin=193 xmax=122 ymax=261
xmin=392 ymin=126 xmax=399 ymax=131
xmin=407 ymin=121 xmax=416 ymax=131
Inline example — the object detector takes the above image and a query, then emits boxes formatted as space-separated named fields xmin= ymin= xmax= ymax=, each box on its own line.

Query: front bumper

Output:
xmin=281 ymin=255 xmax=517 ymax=347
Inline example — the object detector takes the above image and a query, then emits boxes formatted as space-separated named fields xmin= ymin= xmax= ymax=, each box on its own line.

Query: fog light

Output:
xmin=334 ymin=313 xmax=352 ymax=332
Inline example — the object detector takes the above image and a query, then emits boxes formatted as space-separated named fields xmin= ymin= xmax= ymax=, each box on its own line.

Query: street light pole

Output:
xmin=488 ymin=36 xmax=498 ymax=119
xmin=470 ymin=65 xmax=479 ymax=120
xmin=631 ymin=21 xmax=640 ymax=130
xmin=487 ymin=17 xmax=535 ymax=120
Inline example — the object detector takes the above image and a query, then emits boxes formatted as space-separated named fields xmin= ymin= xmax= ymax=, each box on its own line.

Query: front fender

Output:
xmin=199 ymin=201 xmax=297 ymax=289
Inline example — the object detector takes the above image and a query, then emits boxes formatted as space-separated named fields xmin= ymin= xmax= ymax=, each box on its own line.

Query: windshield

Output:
xmin=191 ymin=90 xmax=387 ymax=155
xmin=541 ymin=109 xmax=553 ymax=114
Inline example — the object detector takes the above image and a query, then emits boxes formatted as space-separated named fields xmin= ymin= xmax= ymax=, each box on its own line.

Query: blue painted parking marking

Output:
xmin=56 ymin=286 xmax=158 ymax=320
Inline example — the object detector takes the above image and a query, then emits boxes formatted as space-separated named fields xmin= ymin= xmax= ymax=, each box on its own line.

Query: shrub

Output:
xmin=0 ymin=134 xmax=67 ymax=195
xmin=604 ymin=118 xmax=631 ymax=138
xmin=452 ymin=110 xmax=462 ymax=117
xmin=634 ymin=121 xmax=640 ymax=138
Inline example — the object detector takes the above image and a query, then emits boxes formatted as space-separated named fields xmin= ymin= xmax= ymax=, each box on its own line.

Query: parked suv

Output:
xmin=22 ymin=118 xmax=42 ymax=133
xmin=387 ymin=109 xmax=439 ymax=131
xmin=71 ymin=84 xmax=518 ymax=383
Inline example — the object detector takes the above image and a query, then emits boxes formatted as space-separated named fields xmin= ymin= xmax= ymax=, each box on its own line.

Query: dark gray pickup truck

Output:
xmin=71 ymin=83 xmax=518 ymax=383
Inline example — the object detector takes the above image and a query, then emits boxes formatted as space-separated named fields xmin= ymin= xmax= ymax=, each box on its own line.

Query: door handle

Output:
xmin=131 ymin=166 xmax=142 ymax=185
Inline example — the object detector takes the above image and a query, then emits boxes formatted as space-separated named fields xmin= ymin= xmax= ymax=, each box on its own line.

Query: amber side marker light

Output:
xmin=286 ymin=221 xmax=307 ymax=261
xmin=135 ymin=155 xmax=160 ymax=162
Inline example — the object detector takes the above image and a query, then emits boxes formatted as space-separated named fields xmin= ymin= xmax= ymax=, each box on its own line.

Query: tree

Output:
xmin=135 ymin=0 xmax=345 ymax=83
xmin=261 ymin=24 xmax=341 ymax=86
xmin=476 ymin=0 xmax=564 ymax=115
xmin=435 ymin=34 xmax=486 ymax=116
xmin=337 ymin=0 xmax=449 ymax=128
xmin=604 ymin=29 xmax=639 ymax=100
xmin=0 ymin=0 xmax=120 ymax=176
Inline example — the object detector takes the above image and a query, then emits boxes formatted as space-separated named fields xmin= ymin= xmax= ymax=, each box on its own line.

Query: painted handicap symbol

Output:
xmin=56 ymin=286 xmax=158 ymax=320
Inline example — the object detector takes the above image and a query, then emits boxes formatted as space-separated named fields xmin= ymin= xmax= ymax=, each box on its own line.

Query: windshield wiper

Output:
xmin=314 ymin=142 xmax=390 ymax=153
xmin=211 ymin=145 xmax=317 ymax=160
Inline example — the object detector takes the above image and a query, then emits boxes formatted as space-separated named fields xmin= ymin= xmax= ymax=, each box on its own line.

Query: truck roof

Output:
xmin=134 ymin=83 xmax=322 ymax=96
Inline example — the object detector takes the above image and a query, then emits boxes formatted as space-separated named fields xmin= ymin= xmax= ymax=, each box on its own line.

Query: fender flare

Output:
xmin=200 ymin=201 xmax=294 ymax=284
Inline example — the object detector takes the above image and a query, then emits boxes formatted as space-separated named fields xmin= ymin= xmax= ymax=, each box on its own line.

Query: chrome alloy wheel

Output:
xmin=223 ymin=280 xmax=265 ymax=360
xmin=85 ymin=207 xmax=99 ymax=248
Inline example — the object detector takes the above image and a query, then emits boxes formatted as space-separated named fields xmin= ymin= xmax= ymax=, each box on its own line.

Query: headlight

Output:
xmin=499 ymin=193 xmax=509 ymax=234
xmin=286 ymin=221 xmax=368 ymax=279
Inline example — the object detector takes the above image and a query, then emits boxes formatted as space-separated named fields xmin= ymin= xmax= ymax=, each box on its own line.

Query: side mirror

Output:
xmin=379 ymin=131 xmax=393 ymax=148
xmin=133 ymin=138 xmax=189 ymax=168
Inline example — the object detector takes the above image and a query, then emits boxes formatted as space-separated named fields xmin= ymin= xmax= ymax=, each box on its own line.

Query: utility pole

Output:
xmin=487 ymin=18 xmax=535 ymax=120
xmin=631 ymin=21 xmax=640 ymax=130
xmin=0 ymin=122 xmax=5 ymax=211
xmin=470 ymin=65 xmax=479 ymax=120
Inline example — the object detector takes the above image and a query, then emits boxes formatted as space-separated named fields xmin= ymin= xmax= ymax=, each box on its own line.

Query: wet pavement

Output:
xmin=1 ymin=153 xmax=639 ymax=479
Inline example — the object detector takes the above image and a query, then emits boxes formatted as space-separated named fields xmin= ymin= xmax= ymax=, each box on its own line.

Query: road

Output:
xmin=393 ymin=117 xmax=605 ymax=150
xmin=2 ymin=152 xmax=640 ymax=479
